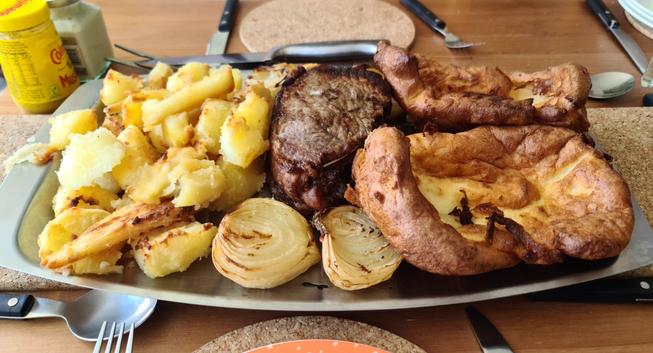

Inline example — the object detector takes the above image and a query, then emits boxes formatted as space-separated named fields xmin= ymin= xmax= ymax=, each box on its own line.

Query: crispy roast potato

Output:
xmin=220 ymin=84 xmax=272 ymax=168
xmin=212 ymin=198 xmax=320 ymax=288
xmin=112 ymin=126 xmax=160 ymax=190
xmin=52 ymin=185 xmax=118 ymax=216
xmin=313 ymin=205 xmax=401 ymax=290
xmin=146 ymin=62 xmax=174 ymax=89
xmin=374 ymin=41 xmax=590 ymax=132
xmin=208 ymin=157 xmax=265 ymax=212
xmin=38 ymin=207 xmax=124 ymax=275
xmin=194 ymin=99 xmax=235 ymax=155
xmin=346 ymin=127 xmax=633 ymax=275
xmin=141 ymin=65 xmax=234 ymax=130
xmin=57 ymin=128 xmax=126 ymax=190
xmin=49 ymin=109 xmax=98 ymax=150
xmin=100 ymin=69 xmax=143 ymax=105
xmin=42 ymin=202 xmax=194 ymax=269
xmin=132 ymin=221 xmax=217 ymax=278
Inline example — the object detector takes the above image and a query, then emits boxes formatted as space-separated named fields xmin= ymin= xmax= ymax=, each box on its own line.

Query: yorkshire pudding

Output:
xmin=374 ymin=41 xmax=591 ymax=132
xmin=346 ymin=126 xmax=633 ymax=275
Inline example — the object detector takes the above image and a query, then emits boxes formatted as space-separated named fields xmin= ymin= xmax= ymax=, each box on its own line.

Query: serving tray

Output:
xmin=1 ymin=80 xmax=652 ymax=311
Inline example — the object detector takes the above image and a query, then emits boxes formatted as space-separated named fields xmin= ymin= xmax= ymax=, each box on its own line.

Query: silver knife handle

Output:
xmin=269 ymin=40 xmax=380 ymax=62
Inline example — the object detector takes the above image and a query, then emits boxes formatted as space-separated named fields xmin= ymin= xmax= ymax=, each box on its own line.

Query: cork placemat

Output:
xmin=0 ymin=115 xmax=77 ymax=291
xmin=1 ymin=108 xmax=653 ymax=291
xmin=192 ymin=316 xmax=426 ymax=353
xmin=239 ymin=0 xmax=415 ymax=52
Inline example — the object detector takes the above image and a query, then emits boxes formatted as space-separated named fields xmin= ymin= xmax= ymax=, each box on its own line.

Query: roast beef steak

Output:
xmin=269 ymin=65 xmax=392 ymax=213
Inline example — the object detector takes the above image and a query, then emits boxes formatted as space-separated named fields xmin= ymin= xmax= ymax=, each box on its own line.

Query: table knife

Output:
xmin=587 ymin=0 xmax=648 ymax=74
xmin=528 ymin=278 xmax=653 ymax=303
xmin=136 ymin=40 xmax=380 ymax=69
xmin=206 ymin=0 xmax=238 ymax=55
xmin=465 ymin=306 xmax=515 ymax=353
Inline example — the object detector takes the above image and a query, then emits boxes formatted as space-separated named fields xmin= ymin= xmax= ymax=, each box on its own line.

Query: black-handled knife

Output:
xmin=586 ymin=0 xmax=648 ymax=73
xmin=400 ymin=0 xmax=446 ymax=35
xmin=207 ymin=0 xmax=238 ymax=55
xmin=465 ymin=306 xmax=515 ymax=353
xmin=529 ymin=278 xmax=653 ymax=303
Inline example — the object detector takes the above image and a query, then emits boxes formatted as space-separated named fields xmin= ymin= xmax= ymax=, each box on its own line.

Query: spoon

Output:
xmin=589 ymin=72 xmax=635 ymax=99
xmin=0 ymin=290 xmax=156 ymax=341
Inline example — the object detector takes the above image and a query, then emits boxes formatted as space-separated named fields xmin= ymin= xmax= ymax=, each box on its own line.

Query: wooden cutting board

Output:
xmin=1 ymin=108 xmax=652 ymax=291
xmin=239 ymin=0 xmax=416 ymax=52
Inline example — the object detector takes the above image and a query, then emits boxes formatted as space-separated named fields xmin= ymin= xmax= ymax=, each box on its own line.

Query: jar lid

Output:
xmin=0 ymin=0 xmax=50 ymax=32
xmin=47 ymin=0 xmax=80 ymax=9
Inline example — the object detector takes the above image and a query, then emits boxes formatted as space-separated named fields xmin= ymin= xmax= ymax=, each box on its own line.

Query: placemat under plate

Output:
xmin=1 ymin=107 xmax=652 ymax=291
xmin=239 ymin=0 xmax=415 ymax=52
xmin=192 ymin=316 xmax=426 ymax=353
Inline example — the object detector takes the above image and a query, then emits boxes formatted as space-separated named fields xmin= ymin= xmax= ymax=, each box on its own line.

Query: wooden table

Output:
xmin=2 ymin=1 xmax=653 ymax=352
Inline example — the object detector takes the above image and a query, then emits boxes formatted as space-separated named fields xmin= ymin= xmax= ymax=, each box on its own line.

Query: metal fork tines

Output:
xmin=92 ymin=321 xmax=135 ymax=353
xmin=442 ymin=29 xmax=484 ymax=49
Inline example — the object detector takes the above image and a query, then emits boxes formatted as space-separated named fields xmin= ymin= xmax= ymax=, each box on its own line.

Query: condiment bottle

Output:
xmin=0 ymin=0 xmax=79 ymax=114
xmin=47 ymin=0 xmax=113 ymax=80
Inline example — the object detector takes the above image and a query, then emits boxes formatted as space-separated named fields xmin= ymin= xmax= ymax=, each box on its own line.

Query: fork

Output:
xmin=400 ymin=0 xmax=483 ymax=49
xmin=92 ymin=321 xmax=134 ymax=353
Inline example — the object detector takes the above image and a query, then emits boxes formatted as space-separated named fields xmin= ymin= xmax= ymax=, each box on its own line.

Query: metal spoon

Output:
xmin=589 ymin=72 xmax=635 ymax=99
xmin=0 ymin=290 xmax=156 ymax=341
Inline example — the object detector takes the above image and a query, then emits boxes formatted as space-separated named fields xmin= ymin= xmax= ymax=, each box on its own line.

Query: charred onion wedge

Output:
xmin=313 ymin=206 xmax=401 ymax=290
xmin=212 ymin=198 xmax=320 ymax=288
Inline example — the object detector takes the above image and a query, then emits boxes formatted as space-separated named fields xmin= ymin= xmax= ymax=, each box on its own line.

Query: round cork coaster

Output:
xmin=239 ymin=0 xmax=415 ymax=52
xmin=625 ymin=12 xmax=653 ymax=41
xmin=192 ymin=316 xmax=426 ymax=353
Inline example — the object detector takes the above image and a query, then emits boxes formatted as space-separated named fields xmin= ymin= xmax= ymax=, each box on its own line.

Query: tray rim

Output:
xmin=1 ymin=80 xmax=653 ymax=311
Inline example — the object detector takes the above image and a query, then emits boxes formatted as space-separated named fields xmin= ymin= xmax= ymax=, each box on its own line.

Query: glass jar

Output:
xmin=48 ymin=0 xmax=113 ymax=80
xmin=0 ymin=0 xmax=80 ymax=114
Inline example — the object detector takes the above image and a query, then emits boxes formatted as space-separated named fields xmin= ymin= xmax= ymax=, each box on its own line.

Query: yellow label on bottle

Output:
xmin=0 ymin=21 xmax=79 ymax=106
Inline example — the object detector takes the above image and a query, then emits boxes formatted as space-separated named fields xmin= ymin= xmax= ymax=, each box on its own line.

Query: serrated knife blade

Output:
xmin=465 ymin=306 xmax=515 ymax=353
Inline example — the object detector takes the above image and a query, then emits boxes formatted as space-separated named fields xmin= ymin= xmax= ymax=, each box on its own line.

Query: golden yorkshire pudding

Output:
xmin=346 ymin=126 xmax=633 ymax=275
xmin=374 ymin=41 xmax=591 ymax=132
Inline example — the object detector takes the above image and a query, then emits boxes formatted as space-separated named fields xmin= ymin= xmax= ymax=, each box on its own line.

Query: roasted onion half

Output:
xmin=313 ymin=205 xmax=402 ymax=290
xmin=212 ymin=198 xmax=320 ymax=289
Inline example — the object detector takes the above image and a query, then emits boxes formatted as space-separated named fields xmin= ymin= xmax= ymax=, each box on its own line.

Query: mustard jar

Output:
xmin=0 ymin=0 xmax=80 ymax=114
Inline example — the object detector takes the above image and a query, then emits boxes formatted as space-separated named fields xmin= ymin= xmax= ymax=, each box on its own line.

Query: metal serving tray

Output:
xmin=1 ymin=80 xmax=653 ymax=311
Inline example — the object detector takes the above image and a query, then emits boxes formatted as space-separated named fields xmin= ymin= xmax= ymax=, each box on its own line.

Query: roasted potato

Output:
xmin=142 ymin=65 xmax=234 ymax=130
xmin=166 ymin=62 xmax=210 ymax=92
xmin=121 ymin=89 xmax=169 ymax=128
xmin=52 ymin=185 xmax=118 ymax=216
xmin=43 ymin=202 xmax=193 ymax=269
xmin=100 ymin=69 xmax=143 ymax=105
xmin=194 ymin=99 xmax=235 ymax=155
xmin=209 ymin=157 xmax=265 ymax=212
xmin=38 ymin=207 xmax=123 ymax=274
xmin=57 ymin=128 xmax=126 ymax=190
xmin=219 ymin=84 xmax=272 ymax=168
xmin=212 ymin=198 xmax=320 ymax=289
xmin=146 ymin=62 xmax=174 ymax=89
xmin=161 ymin=112 xmax=194 ymax=148
xmin=128 ymin=146 xmax=225 ymax=208
xmin=132 ymin=221 xmax=217 ymax=278
xmin=112 ymin=126 xmax=159 ymax=190
xmin=49 ymin=109 xmax=98 ymax=150
xmin=313 ymin=206 xmax=402 ymax=290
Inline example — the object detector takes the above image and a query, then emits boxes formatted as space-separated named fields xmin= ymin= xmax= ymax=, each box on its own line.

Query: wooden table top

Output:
xmin=2 ymin=1 xmax=653 ymax=352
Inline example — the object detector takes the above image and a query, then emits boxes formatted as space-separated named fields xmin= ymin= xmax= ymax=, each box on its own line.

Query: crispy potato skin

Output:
xmin=347 ymin=127 xmax=520 ymax=275
xmin=374 ymin=41 xmax=591 ymax=132
xmin=43 ymin=202 xmax=194 ymax=269
xmin=348 ymin=126 xmax=634 ymax=275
